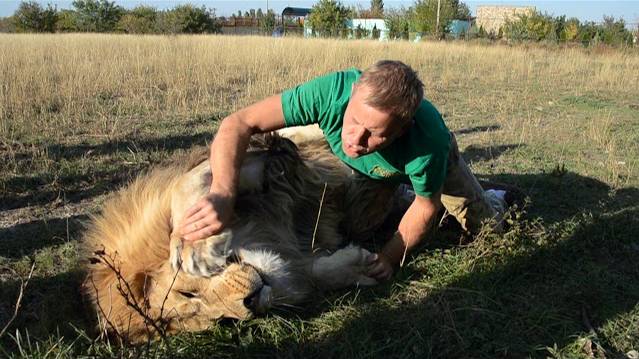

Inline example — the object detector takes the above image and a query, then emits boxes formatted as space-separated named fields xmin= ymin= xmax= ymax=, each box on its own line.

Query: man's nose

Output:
xmin=351 ymin=126 xmax=367 ymax=146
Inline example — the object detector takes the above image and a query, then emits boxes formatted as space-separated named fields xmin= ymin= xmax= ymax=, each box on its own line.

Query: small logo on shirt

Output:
xmin=370 ymin=166 xmax=400 ymax=178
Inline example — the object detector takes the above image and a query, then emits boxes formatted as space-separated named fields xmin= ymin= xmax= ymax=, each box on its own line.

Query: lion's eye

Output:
xmin=177 ymin=290 xmax=198 ymax=299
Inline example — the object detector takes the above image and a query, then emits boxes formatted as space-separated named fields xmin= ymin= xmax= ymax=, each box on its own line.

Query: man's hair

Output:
xmin=357 ymin=60 xmax=424 ymax=122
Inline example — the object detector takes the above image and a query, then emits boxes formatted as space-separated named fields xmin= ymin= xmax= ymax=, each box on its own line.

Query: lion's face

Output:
xmin=147 ymin=261 xmax=271 ymax=332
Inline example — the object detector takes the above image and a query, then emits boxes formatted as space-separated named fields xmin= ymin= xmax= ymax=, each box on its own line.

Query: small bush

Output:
xmin=13 ymin=1 xmax=58 ymax=33
xmin=72 ymin=0 xmax=124 ymax=32
xmin=117 ymin=5 xmax=158 ymax=34
xmin=156 ymin=5 xmax=221 ymax=34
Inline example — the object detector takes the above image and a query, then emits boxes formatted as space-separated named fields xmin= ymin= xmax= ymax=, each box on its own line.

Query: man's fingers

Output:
xmin=367 ymin=262 xmax=385 ymax=277
xmin=182 ymin=223 xmax=222 ymax=242
xmin=183 ymin=201 xmax=206 ymax=219
xmin=366 ymin=253 xmax=378 ymax=264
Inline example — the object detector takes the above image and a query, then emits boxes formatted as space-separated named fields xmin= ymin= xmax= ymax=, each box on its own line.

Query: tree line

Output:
xmin=0 ymin=0 xmax=221 ymax=34
xmin=0 ymin=0 xmax=635 ymax=48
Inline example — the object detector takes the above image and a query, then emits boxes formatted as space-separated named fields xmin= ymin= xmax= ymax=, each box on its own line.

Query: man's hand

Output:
xmin=366 ymin=252 xmax=394 ymax=281
xmin=179 ymin=193 xmax=234 ymax=241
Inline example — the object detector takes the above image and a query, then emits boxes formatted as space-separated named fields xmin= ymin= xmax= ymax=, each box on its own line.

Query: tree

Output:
xmin=55 ymin=9 xmax=78 ymax=32
xmin=412 ymin=0 xmax=468 ymax=36
xmin=307 ymin=0 xmax=352 ymax=37
xmin=256 ymin=8 xmax=264 ymax=19
xmin=260 ymin=9 xmax=276 ymax=34
xmin=600 ymin=16 xmax=633 ymax=46
xmin=117 ymin=5 xmax=158 ymax=34
xmin=384 ymin=7 xmax=410 ymax=40
xmin=72 ymin=0 xmax=124 ymax=32
xmin=561 ymin=17 xmax=580 ymax=42
xmin=0 ymin=16 xmax=17 ymax=32
xmin=13 ymin=1 xmax=58 ymax=33
xmin=370 ymin=0 xmax=384 ymax=18
xmin=156 ymin=5 xmax=221 ymax=34
xmin=455 ymin=1 xmax=471 ymax=19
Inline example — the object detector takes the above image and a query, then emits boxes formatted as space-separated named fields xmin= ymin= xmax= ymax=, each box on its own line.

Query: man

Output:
xmin=179 ymin=60 xmax=503 ymax=282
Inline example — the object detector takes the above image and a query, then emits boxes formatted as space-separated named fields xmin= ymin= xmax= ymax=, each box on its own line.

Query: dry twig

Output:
xmin=0 ymin=262 xmax=36 ymax=338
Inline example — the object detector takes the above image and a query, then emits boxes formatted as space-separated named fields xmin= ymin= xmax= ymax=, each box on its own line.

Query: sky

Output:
xmin=0 ymin=0 xmax=637 ymax=26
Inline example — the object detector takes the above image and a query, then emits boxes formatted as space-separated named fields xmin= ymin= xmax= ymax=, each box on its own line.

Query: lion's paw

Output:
xmin=312 ymin=244 xmax=378 ymax=289
xmin=169 ymin=230 xmax=233 ymax=277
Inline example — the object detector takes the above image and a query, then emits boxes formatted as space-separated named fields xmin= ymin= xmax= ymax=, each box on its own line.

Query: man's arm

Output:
xmin=180 ymin=94 xmax=286 ymax=241
xmin=367 ymin=192 xmax=442 ymax=280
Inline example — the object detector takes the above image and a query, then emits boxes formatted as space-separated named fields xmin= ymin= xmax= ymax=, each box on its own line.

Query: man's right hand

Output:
xmin=179 ymin=193 xmax=235 ymax=241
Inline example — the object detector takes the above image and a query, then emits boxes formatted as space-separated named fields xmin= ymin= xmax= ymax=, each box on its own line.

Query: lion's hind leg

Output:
xmin=311 ymin=245 xmax=378 ymax=290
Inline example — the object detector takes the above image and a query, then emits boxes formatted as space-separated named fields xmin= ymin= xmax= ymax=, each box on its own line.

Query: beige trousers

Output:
xmin=343 ymin=133 xmax=502 ymax=240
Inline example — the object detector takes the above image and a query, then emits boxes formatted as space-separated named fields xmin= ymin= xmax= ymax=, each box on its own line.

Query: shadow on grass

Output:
xmin=0 ymin=132 xmax=214 ymax=211
xmin=293 ymin=206 xmax=639 ymax=358
xmin=453 ymin=125 xmax=501 ymax=135
xmin=0 ymin=270 xmax=91 ymax=349
xmin=232 ymin=201 xmax=638 ymax=358
xmin=462 ymin=144 xmax=522 ymax=164
xmin=44 ymin=132 xmax=213 ymax=162
xmin=0 ymin=214 xmax=89 ymax=259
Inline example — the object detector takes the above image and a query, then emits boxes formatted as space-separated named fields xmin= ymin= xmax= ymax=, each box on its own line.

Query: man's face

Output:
xmin=341 ymin=84 xmax=410 ymax=158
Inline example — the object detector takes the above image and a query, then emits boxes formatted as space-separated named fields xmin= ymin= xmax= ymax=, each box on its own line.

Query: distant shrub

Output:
xmin=72 ymin=0 xmax=124 ymax=32
xmin=502 ymin=11 xmax=557 ymax=42
xmin=353 ymin=24 xmax=370 ymax=39
xmin=56 ymin=9 xmax=78 ymax=32
xmin=13 ymin=1 xmax=58 ymax=33
xmin=598 ymin=16 xmax=633 ymax=47
xmin=0 ymin=16 xmax=16 ymax=32
xmin=503 ymin=11 xmax=635 ymax=48
xmin=117 ymin=5 xmax=158 ymax=34
xmin=307 ymin=0 xmax=352 ymax=37
xmin=384 ymin=7 xmax=410 ymax=40
xmin=260 ymin=10 xmax=276 ymax=35
xmin=156 ymin=5 xmax=221 ymax=34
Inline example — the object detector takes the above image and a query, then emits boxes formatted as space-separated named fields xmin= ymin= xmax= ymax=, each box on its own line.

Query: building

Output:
xmin=476 ymin=6 xmax=535 ymax=35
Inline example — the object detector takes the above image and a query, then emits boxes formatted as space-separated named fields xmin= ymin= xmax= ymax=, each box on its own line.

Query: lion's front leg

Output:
xmin=311 ymin=244 xmax=378 ymax=290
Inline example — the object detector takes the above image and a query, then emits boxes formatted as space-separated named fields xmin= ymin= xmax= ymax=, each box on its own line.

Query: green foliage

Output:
xmin=55 ymin=9 xmax=78 ymax=32
xmin=599 ymin=16 xmax=633 ymax=46
xmin=13 ymin=1 xmax=58 ymax=33
xmin=455 ymin=2 xmax=471 ymax=19
xmin=412 ymin=0 xmax=468 ymax=36
xmin=503 ymin=11 xmax=635 ymax=47
xmin=0 ymin=16 xmax=17 ymax=32
xmin=502 ymin=10 xmax=557 ymax=41
xmin=117 ymin=5 xmax=158 ymax=34
xmin=72 ymin=0 xmax=124 ymax=32
xmin=384 ymin=7 xmax=410 ymax=40
xmin=370 ymin=0 xmax=384 ymax=18
xmin=353 ymin=24 xmax=370 ymax=39
xmin=307 ymin=0 xmax=352 ymax=37
xmin=156 ymin=5 xmax=221 ymax=34
xmin=260 ymin=10 xmax=277 ymax=35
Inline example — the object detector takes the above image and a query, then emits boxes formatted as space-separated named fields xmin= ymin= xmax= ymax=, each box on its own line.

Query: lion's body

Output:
xmin=83 ymin=133 xmax=394 ymax=342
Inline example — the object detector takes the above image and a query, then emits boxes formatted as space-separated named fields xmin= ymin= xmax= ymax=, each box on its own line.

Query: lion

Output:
xmin=82 ymin=130 xmax=398 ymax=343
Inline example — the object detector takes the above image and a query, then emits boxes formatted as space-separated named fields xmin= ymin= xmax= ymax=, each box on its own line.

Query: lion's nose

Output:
xmin=243 ymin=286 xmax=263 ymax=312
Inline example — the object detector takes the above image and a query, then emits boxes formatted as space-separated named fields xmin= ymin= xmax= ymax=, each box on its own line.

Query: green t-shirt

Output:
xmin=281 ymin=69 xmax=451 ymax=198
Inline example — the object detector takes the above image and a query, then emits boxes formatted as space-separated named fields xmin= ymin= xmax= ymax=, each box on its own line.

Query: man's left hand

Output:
xmin=366 ymin=252 xmax=394 ymax=281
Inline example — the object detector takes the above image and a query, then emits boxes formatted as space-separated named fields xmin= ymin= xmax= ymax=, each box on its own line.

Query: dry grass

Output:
xmin=0 ymin=33 xmax=638 ymax=358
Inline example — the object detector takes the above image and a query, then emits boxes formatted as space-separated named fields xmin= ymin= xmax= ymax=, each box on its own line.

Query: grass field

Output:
xmin=0 ymin=34 xmax=638 ymax=358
